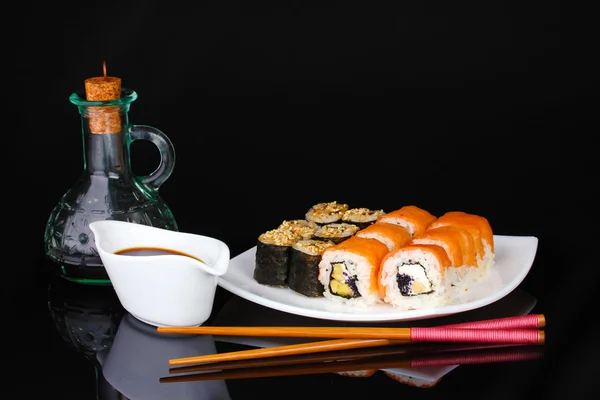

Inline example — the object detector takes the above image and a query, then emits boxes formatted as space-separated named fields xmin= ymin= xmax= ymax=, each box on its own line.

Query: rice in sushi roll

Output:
xmin=254 ymin=228 xmax=300 ymax=287
xmin=313 ymin=223 xmax=359 ymax=244
xmin=377 ymin=205 xmax=437 ymax=237
xmin=378 ymin=244 xmax=453 ymax=310
xmin=318 ymin=236 xmax=389 ymax=307
xmin=288 ymin=239 xmax=336 ymax=297
xmin=355 ymin=222 xmax=412 ymax=252
xmin=341 ymin=207 xmax=386 ymax=230
xmin=305 ymin=201 xmax=349 ymax=225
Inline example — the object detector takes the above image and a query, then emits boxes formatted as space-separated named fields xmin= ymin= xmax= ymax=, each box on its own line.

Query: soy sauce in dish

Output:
xmin=114 ymin=247 xmax=204 ymax=263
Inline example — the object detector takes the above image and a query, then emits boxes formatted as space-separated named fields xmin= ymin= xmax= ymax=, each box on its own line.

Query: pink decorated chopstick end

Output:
xmin=443 ymin=314 xmax=545 ymax=330
xmin=411 ymin=327 xmax=545 ymax=345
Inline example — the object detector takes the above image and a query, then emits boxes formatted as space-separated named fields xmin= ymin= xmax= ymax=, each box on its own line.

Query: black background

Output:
xmin=9 ymin=1 xmax=597 ymax=398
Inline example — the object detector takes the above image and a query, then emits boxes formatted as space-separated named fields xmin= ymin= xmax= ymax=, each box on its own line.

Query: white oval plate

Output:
xmin=218 ymin=235 xmax=539 ymax=322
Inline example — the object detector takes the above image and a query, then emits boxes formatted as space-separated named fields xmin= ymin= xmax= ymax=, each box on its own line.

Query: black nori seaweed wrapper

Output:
xmin=311 ymin=217 xmax=341 ymax=226
xmin=344 ymin=220 xmax=376 ymax=230
xmin=312 ymin=233 xmax=351 ymax=245
xmin=253 ymin=241 xmax=290 ymax=287
xmin=288 ymin=249 xmax=325 ymax=297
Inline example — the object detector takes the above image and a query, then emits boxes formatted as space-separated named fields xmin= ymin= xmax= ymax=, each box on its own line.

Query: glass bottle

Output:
xmin=44 ymin=88 xmax=179 ymax=285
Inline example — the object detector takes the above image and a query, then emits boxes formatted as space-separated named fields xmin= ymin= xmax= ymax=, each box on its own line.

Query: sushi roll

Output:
xmin=411 ymin=225 xmax=478 ymax=268
xmin=410 ymin=227 xmax=466 ymax=267
xmin=305 ymin=201 xmax=349 ymax=225
xmin=428 ymin=211 xmax=495 ymax=270
xmin=341 ymin=207 xmax=386 ymax=230
xmin=313 ymin=223 xmax=359 ymax=244
xmin=378 ymin=244 xmax=453 ymax=310
xmin=288 ymin=239 xmax=336 ymax=297
xmin=355 ymin=222 xmax=412 ymax=252
xmin=410 ymin=225 xmax=480 ymax=284
xmin=254 ymin=228 xmax=300 ymax=287
xmin=376 ymin=205 xmax=437 ymax=237
xmin=318 ymin=236 xmax=389 ymax=306
xmin=278 ymin=219 xmax=319 ymax=239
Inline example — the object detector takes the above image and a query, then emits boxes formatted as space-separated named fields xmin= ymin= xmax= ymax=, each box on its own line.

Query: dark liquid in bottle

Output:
xmin=114 ymin=247 xmax=204 ymax=263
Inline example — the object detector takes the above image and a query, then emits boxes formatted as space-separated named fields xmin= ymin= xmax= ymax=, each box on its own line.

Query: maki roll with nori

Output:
xmin=313 ymin=223 xmax=359 ymax=244
xmin=288 ymin=239 xmax=336 ymax=297
xmin=342 ymin=207 xmax=386 ymax=230
xmin=254 ymin=228 xmax=300 ymax=287
xmin=305 ymin=201 xmax=349 ymax=225
xmin=278 ymin=219 xmax=319 ymax=239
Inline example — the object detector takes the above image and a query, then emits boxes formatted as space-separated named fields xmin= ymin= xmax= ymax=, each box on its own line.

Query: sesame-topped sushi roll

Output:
xmin=313 ymin=223 xmax=359 ymax=244
xmin=278 ymin=219 xmax=319 ymax=239
xmin=254 ymin=228 xmax=300 ymax=287
xmin=355 ymin=222 xmax=412 ymax=252
xmin=376 ymin=205 xmax=437 ymax=237
xmin=305 ymin=201 xmax=349 ymax=225
xmin=318 ymin=236 xmax=389 ymax=306
xmin=288 ymin=239 xmax=336 ymax=297
xmin=341 ymin=207 xmax=386 ymax=230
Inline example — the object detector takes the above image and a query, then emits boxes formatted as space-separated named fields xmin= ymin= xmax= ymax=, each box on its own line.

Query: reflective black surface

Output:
xmin=14 ymin=1 xmax=591 ymax=398
xmin=29 ymin=239 xmax=595 ymax=400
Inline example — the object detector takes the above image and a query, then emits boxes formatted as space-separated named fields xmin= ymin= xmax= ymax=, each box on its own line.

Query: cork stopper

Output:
xmin=84 ymin=61 xmax=122 ymax=134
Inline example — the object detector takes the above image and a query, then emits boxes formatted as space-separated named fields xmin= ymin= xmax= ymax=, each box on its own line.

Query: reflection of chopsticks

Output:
xmin=160 ymin=344 xmax=544 ymax=383
xmin=168 ymin=342 xmax=525 ymax=374
xmin=169 ymin=341 xmax=416 ymax=374
xmin=161 ymin=314 xmax=545 ymax=366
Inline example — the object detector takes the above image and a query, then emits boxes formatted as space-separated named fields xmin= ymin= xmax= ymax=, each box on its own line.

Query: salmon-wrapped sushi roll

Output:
xmin=410 ymin=225 xmax=480 ymax=284
xmin=428 ymin=211 xmax=494 ymax=270
xmin=356 ymin=222 xmax=412 ymax=252
xmin=376 ymin=205 xmax=437 ymax=237
xmin=378 ymin=244 xmax=452 ymax=310
xmin=410 ymin=226 xmax=478 ymax=268
xmin=318 ymin=236 xmax=389 ymax=306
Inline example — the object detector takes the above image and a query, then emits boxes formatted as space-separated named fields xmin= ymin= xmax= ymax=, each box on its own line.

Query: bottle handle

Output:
xmin=130 ymin=124 xmax=176 ymax=194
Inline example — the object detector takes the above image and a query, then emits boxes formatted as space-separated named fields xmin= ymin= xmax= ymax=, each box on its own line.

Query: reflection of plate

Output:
xmin=218 ymin=235 xmax=538 ymax=322
xmin=213 ymin=289 xmax=538 ymax=387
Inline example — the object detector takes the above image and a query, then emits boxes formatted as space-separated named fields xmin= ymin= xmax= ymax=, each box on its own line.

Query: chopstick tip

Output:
xmin=538 ymin=330 xmax=545 ymax=345
xmin=537 ymin=314 xmax=546 ymax=328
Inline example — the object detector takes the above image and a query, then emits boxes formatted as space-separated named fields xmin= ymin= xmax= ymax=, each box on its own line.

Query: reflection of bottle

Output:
xmin=48 ymin=274 xmax=125 ymax=360
xmin=48 ymin=274 xmax=127 ymax=398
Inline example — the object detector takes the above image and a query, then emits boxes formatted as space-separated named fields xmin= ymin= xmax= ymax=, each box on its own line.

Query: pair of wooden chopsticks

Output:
xmin=158 ymin=314 xmax=545 ymax=367
xmin=160 ymin=343 xmax=544 ymax=383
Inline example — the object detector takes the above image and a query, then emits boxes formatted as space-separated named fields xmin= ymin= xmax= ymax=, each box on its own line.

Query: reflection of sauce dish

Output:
xmin=47 ymin=275 xmax=125 ymax=360
xmin=100 ymin=313 xmax=231 ymax=400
